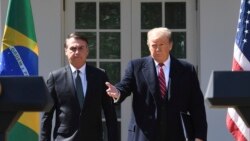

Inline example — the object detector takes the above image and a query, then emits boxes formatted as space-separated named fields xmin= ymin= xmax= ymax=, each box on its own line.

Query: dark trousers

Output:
xmin=156 ymin=100 xmax=168 ymax=141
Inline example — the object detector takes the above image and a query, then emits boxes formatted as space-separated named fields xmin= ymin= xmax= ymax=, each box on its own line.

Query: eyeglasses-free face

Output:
xmin=68 ymin=46 xmax=85 ymax=53
xmin=148 ymin=36 xmax=172 ymax=63
xmin=65 ymin=38 xmax=89 ymax=69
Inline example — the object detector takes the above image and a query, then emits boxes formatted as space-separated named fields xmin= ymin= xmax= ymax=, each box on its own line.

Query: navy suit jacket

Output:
xmin=115 ymin=56 xmax=207 ymax=141
xmin=40 ymin=65 xmax=118 ymax=141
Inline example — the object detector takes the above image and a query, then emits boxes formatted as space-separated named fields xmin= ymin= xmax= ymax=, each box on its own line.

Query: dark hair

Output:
xmin=64 ymin=32 xmax=88 ymax=48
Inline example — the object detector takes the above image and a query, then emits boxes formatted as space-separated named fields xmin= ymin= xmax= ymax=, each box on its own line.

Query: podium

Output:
xmin=0 ymin=76 xmax=53 ymax=141
xmin=205 ymin=71 xmax=250 ymax=127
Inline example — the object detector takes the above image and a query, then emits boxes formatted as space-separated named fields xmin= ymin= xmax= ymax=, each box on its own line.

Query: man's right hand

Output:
xmin=105 ymin=82 xmax=120 ymax=99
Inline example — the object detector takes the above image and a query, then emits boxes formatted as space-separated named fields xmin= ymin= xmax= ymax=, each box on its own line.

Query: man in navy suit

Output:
xmin=106 ymin=27 xmax=207 ymax=141
xmin=40 ymin=33 xmax=118 ymax=141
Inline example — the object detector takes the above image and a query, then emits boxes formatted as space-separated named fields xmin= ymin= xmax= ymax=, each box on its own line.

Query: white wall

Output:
xmin=1 ymin=0 xmax=245 ymax=140
xmin=0 ymin=0 xmax=8 ymax=40
xmin=31 ymin=0 xmax=63 ymax=78
xmin=31 ymin=2 xmax=62 ymax=139
xmin=200 ymin=0 xmax=240 ymax=140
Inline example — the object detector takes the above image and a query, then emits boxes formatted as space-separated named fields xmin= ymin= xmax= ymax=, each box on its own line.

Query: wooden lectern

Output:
xmin=0 ymin=76 xmax=53 ymax=141
xmin=205 ymin=71 xmax=250 ymax=127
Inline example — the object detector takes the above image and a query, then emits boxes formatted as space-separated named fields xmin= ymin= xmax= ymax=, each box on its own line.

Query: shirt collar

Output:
xmin=154 ymin=56 xmax=171 ymax=67
xmin=70 ymin=64 xmax=86 ymax=74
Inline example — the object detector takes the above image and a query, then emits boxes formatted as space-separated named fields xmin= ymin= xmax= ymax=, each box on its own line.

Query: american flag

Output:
xmin=226 ymin=0 xmax=250 ymax=140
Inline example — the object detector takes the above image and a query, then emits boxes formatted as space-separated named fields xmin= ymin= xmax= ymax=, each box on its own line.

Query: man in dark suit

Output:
xmin=106 ymin=27 xmax=207 ymax=141
xmin=40 ymin=33 xmax=118 ymax=141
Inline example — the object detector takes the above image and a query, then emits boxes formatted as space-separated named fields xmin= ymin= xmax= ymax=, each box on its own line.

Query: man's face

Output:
xmin=65 ymin=38 xmax=89 ymax=69
xmin=148 ymin=35 xmax=172 ymax=63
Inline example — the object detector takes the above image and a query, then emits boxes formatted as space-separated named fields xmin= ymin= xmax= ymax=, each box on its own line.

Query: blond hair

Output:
xmin=147 ymin=27 xmax=172 ymax=45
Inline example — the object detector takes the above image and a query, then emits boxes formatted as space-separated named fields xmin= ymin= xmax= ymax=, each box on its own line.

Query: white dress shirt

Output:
xmin=154 ymin=56 xmax=171 ymax=88
xmin=70 ymin=64 xmax=87 ymax=97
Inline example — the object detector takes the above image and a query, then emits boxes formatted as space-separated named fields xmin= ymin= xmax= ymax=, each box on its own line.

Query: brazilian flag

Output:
xmin=0 ymin=0 xmax=39 ymax=140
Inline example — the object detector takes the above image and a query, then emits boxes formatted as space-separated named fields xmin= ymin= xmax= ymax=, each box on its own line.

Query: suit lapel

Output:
xmin=65 ymin=65 xmax=76 ymax=97
xmin=65 ymin=65 xmax=82 ymax=110
xmin=82 ymin=65 xmax=94 ymax=110
xmin=169 ymin=55 xmax=183 ymax=100
xmin=142 ymin=57 xmax=159 ymax=100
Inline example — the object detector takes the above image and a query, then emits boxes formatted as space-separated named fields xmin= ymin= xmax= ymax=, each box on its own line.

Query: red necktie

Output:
xmin=158 ymin=63 xmax=167 ymax=99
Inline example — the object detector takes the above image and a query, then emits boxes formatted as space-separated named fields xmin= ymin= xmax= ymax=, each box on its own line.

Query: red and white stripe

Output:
xmin=226 ymin=42 xmax=250 ymax=141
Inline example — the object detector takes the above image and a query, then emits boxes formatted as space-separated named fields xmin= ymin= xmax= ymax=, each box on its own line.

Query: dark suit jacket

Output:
xmin=115 ymin=55 xmax=207 ymax=141
xmin=40 ymin=65 xmax=118 ymax=141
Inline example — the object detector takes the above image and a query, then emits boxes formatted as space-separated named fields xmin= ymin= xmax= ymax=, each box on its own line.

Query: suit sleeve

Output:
xmin=40 ymin=72 xmax=56 ymax=141
xmin=115 ymin=61 xmax=135 ymax=103
xmin=101 ymin=72 xmax=119 ymax=141
xmin=189 ymin=66 xmax=207 ymax=141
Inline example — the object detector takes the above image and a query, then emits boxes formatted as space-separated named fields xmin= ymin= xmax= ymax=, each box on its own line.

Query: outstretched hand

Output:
xmin=105 ymin=82 xmax=120 ymax=99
